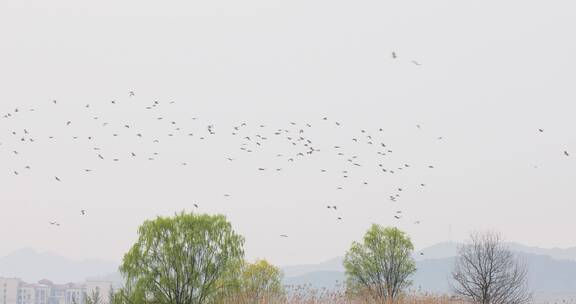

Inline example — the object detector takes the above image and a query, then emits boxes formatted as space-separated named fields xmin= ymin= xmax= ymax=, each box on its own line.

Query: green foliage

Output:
xmin=119 ymin=212 xmax=245 ymax=304
xmin=111 ymin=284 xmax=147 ymax=304
xmin=344 ymin=225 xmax=416 ymax=304
xmin=241 ymin=260 xmax=284 ymax=301
xmin=217 ymin=259 xmax=285 ymax=304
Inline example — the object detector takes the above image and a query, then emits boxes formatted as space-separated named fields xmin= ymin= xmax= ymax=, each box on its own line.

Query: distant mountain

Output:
xmin=282 ymin=257 xmax=344 ymax=278
xmin=281 ymin=258 xmax=455 ymax=291
xmin=281 ymin=253 xmax=576 ymax=296
xmin=415 ymin=242 xmax=460 ymax=261
xmin=5 ymin=242 xmax=576 ymax=297
xmin=415 ymin=242 xmax=576 ymax=262
xmin=417 ymin=253 xmax=576 ymax=294
xmin=508 ymin=243 xmax=576 ymax=261
xmin=412 ymin=257 xmax=454 ymax=292
xmin=284 ymin=271 xmax=345 ymax=289
xmin=0 ymin=248 xmax=118 ymax=283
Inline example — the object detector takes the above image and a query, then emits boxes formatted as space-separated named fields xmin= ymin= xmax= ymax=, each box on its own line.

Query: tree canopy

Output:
xmin=344 ymin=225 xmax=416 ymax=304
xmin=218 ymin=259 xmax=284 ymax=304
xmin=239 ymin=259 xmax=284 ymax=302
xmin=119 ymin=212 xmax=245 ymax=304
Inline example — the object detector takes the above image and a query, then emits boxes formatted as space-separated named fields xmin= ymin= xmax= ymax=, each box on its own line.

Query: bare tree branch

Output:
xmin=450 ymin=231 xmax=532 ymax=304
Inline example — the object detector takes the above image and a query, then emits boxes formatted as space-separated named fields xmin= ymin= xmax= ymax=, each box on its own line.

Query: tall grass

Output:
xmin=221 ymin=284 xmax=469 ymax=304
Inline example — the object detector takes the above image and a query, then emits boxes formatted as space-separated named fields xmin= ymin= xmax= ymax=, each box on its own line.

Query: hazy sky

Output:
xmin=1 ymin=0 xmax=576 ymax=267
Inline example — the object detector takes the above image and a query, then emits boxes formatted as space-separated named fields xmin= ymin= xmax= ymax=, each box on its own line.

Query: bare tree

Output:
xmin=451 ymin=231 xmax=532 ymax=304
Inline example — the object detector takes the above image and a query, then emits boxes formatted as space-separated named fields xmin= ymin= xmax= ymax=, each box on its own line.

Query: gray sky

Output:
xmin=1 ymin=0 xmax=576 ymax=267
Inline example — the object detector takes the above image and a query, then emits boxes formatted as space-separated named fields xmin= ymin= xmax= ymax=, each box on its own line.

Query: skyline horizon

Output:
xmin=4 ymin=240 xmax=576 ymax=297
xmin=3 ymin=237 xmax=576 ymax=267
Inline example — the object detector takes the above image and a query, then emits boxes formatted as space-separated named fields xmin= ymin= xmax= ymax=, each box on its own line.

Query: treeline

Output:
xmin=90 ymin=212 xmax=531 ymax=304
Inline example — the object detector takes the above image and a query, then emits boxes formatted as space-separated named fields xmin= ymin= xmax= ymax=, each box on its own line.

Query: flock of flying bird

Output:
xmin=2 ymin=52 xmax=568 ymax=240
xmin=1 ymin=95 xmax=439 ymax=238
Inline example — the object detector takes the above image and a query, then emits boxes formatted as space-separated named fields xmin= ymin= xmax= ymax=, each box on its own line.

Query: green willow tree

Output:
xmin=238 ymin=259 xmax=284 ymax=303
xmin=217 ymin=259 xmax=284 ymax=304
xmin=344 ymin=225 xmax=416 ymax=304
xmin=119 ymin=212 xmax=245 ymax=304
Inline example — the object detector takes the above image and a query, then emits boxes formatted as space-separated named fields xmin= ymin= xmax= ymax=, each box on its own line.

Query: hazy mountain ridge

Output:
xmin=414 ymin=241 xmax=576 ymax=261
xmin=3 ymin=242 xmax=576 ymax=294
xmin=0 ymin=248 xmax=118 ymax=283
xmin=282 ymin=257 xmax=344 ymax=278
xmin=282 ymin=252 xmax=576 ymax=296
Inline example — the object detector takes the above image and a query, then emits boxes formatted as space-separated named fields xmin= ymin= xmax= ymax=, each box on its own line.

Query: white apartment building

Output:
xmin=0 ymin=278 xmax=20 ymax=304
xmin=17 ymin=284 xmax=34 ymax=304
xmin=0 ymin=279 xmax=112 ymax=304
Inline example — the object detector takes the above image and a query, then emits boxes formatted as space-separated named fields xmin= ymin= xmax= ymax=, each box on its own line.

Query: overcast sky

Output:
xmin=1 ymin=0 xmax=576 ymax=267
